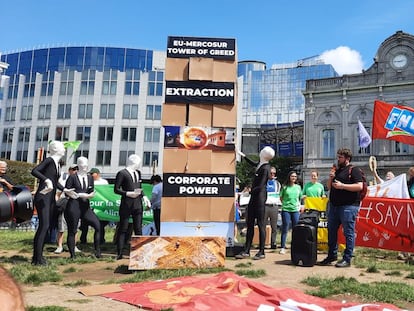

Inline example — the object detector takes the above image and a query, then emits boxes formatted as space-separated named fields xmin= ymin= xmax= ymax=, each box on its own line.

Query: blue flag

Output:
xmin=358 ymin=120 xmax=372 ymax=148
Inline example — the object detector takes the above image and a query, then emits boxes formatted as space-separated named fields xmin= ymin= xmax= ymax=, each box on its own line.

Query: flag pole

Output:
xmin=33 ymin=147 xmax=44 ymax=193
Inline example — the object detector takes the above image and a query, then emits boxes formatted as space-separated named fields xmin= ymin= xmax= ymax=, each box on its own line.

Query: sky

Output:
xmin=1 ymin=0 xmax=414 ymax=75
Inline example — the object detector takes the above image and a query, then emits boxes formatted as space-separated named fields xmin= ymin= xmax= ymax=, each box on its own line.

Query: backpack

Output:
xmin=348 ymin=166 xmax=368 ymax=201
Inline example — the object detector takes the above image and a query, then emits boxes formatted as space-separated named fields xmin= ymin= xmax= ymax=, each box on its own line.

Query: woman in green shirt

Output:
xmin=279 ymin=171 xmax=302 ymax=254
xmin=302 ymin=170 xmax=326 ymax=199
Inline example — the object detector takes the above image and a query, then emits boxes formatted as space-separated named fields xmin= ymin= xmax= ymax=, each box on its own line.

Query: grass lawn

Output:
xmin=1 ymin=228 xmax=413 ymax=310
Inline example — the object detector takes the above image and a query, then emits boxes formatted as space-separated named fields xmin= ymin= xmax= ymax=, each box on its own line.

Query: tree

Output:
xmin=236 ymin=155 xmax=258 ymax=189
xmin=236 ymin=155 xmax=297 ymax=188
xmin=1 ymin=159 xmax=36 ymax=190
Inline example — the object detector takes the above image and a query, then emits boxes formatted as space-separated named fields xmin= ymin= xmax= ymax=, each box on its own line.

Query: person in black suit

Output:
xmin=64 ymin=156 xmax=101 ymax=259
xmin=114 ymin=154 xmax=150 ymax=260
xmin=31 ymin=141 xmax=66 ymax=266
xmin=235 ymin=146 xmax=275 ymax=260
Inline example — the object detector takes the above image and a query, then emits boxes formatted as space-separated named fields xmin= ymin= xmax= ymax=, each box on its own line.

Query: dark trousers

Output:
xmin=65 ymin=200 xmax=100 ymax=258
xmin=80 ymin=220 xmax=108 ymax=244
xmin=264 ymin=204 xmax=280 ymax=246
xmin=153 ymin=209 xmax=161 ymax=235
xmin=327 ymin=202 xmax=359 ymax=263
xmin=244 ymin=206 xmax=265 ymax=253
xmin=32 ymin=192 xmax=55 ymax=264
xmin=117 ymin=207 xmax=142 ymax=256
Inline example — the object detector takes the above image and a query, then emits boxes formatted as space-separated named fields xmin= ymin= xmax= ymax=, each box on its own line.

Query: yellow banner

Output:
xmin=304 ymin=197 xmax=328 ymax=250
xmin=304 ymin=197 xmax=328 ymax=211
xmin=304 ymin=197 xmax=346 ymax=252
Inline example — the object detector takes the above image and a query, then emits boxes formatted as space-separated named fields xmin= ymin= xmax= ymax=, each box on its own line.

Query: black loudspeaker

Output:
xmin=291 ymin=224 xmax=317 ymax=267
xmin=298 ymin=209 xmax=319 ymax=228
xmin=226 ymin=244 xmax=245 ymax=257
xmin=0 ymin=186 xmax=34 ymax=223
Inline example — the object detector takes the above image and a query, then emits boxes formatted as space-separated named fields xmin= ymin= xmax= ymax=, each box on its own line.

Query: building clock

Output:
xmin=391 ymin=53 xmax=408 ymax=69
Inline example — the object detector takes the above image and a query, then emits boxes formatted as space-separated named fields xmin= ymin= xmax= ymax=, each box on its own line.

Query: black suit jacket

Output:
xmin=65 ymin=173 xmax=94 ymax=194
xmin=244 ymin=156 xmax=270 ymax=210
xmin=65 ymin=173 xmax=94 ymax=207
xmin=114 ymin=169 xmax=143 ymax=210
xmin=32 ymin=157 xmax=64 ymax=207
xmin=32 ymin=157 xmax=63 ymax=192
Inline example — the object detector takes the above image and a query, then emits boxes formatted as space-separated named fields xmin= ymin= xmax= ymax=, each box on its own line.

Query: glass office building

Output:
xmin=0 ymin=47 xmax=166 ymax=178
xmin=238 ymin=57 xmax=338 ymax=125
xmin=238 ymin=57 xmax=339 ymax=155
xmin=0 ymin=60 xmax=9 ymax=105
xmin=0 ymin=47 xmax=339 ymax=176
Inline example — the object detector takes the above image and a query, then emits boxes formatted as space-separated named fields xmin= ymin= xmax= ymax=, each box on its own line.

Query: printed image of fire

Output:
xmin=164 ymin=126 xmax=234 ymax=150
xmin=181 ymin=127 xmax=208 ymax=149
xmin=180 ymin=127 xmax=228 ymax=149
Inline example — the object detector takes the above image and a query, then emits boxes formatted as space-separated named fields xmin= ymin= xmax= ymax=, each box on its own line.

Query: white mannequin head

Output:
xmin=259 ymin=146 xmax=275 ymax=162
xmin=77 ymin=156 xmax=89 ymax=174
xmin=127 ymin=154 xmax=141 ymax=171
xmin=48 ymin=141 xmax=65 ymax=158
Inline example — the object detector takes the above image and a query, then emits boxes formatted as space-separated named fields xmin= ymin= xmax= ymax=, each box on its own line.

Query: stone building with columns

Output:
xmin=302 ymin=30 xmax=414 ymax=184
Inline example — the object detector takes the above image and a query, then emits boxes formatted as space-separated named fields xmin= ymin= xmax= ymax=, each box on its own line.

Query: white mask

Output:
xmin=77 ymin=156 xmax=89 ymax=174
xmin=127 ymin=154 xmax=141 ymax=170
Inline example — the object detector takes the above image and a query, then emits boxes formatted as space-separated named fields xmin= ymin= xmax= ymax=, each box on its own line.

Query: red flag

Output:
xmin=372 ymin=100 xmax=414 ymax=145
xmin=103 ymin=272 xmax=402 ymax=310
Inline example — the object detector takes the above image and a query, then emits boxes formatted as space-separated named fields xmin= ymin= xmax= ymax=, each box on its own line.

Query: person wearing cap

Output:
xmin=80 ymin=167 xmax=108 ymax=244
xmin=88 ymin=168 xmax=108 ymax=185
xmin=69 ymin=164 xmax=78 ymax=170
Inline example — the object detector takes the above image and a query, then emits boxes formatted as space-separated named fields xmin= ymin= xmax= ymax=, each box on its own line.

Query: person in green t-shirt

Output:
xmin=302 ymin=170 xmax=326 ymax=199
xmin=279 ymin=171 xmax=302 ymax=254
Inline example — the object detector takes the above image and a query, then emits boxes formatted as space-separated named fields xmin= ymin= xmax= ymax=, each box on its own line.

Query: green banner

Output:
xmin=90 ymin=184 xmax=153 ymax=224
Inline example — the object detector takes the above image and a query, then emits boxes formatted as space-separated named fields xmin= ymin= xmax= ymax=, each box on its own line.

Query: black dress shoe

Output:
xmin=318 ymin=256 xmax=338 ymax=266
xmin=235 ymin=252 xmax=250 ymax=259
xmin=335 ymin=259 xmax=351 ymax=268
xmin=116 ymin=254 xmax=123 ymax=260
xmin=253 ymin=252 xmax=265 ymax=260
xmin=95 ymin=250 xmax=102 ymax=259
xmin=270 ymin=244 xmax=277 ymax=249
xmin=31 ymin=258 xmax=47 ymax=266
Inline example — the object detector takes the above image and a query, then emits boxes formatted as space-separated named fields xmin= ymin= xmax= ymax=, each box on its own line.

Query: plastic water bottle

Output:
xmin=31 ymin=215 xmax=39 ymax=230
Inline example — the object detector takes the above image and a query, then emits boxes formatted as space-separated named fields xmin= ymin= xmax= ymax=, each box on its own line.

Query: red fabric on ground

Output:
xmin=102 ymin=272 xmax=402 ymax=310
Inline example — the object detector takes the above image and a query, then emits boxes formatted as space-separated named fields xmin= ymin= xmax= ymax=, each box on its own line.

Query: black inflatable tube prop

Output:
xmin=0 ymin=186 xmax=33 ymax=223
